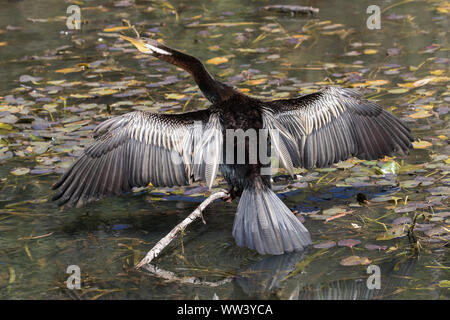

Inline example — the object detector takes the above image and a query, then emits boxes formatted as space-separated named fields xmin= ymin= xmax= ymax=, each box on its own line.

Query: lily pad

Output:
xmin=338 ymin=239 xmax=361 ymax=248
xmin=11 ymin=167 xmax=30 ymax=176
xmin=313 ymin=240 xmax=336 ymax=249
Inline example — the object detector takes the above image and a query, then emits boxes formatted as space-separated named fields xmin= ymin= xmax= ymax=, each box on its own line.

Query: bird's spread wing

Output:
xmin=52 ymin=110 xmax=223 ymax=207
xmin=264 ymin=87 xmax=413 ymax=169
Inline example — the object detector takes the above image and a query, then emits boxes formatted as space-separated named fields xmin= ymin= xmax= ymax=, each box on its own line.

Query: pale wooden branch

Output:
xmin=135 ymin=190 xmax=229 ymax=269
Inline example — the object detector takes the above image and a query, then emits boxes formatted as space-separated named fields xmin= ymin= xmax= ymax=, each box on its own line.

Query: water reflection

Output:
xmin=236 ymin=251 xmax=418 ymax=300
xmin=236 ymin=251 xmax=307 ymax=297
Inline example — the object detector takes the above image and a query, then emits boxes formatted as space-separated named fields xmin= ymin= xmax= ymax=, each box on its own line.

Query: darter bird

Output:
xmin=52 ymin=36 xmax=413 ymax=255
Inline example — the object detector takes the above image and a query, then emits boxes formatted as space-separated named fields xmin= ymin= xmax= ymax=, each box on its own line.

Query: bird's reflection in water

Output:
xmin=236 ymin=251 xmax=307 ymax=298
xmin=235 ymin=251 xmax=417 ymax=300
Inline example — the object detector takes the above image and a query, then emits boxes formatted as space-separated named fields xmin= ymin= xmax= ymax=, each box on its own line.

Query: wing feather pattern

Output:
xmin=52 ymin=110 xmax=222 ymax=207
xmin=264 ymin=87 xmax=413 ymax=169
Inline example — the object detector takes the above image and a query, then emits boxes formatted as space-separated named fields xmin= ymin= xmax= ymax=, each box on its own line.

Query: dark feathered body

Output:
xmin=210 ymin=94 xmax=270 ymax=193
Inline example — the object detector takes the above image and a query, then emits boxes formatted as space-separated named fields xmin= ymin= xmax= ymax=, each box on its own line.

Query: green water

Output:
xmin=0 ymin=0 xmax=448 ymax=299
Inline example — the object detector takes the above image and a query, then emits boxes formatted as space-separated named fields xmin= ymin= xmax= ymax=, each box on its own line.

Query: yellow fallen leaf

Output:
xmin=89 ymin=88 xmax=119 ymax=96
xmin=437 ymin=4 xmax=449 ymax=13
xmin=409 ymin=110 xmax=433 ymax=119
xmin=430 ymin=70 xmax=444 ymax=76
xmin=0 ymin=123 xmax=13 ymax=130
xmin=292 ymin=34 xmax=310 ymax=40
xmin=363 ymin=49 xmax=378 ymax=54
xmin=437 ymin=135 xmax=447 ymax=140
xmin=165 ymin=93 xmax=186 ymax=100
xmin=397 ymin=82 xmax=416 ymax=88
xmin=431 ymin=76 xmax=450 ymax=83
xmin=0 ymin=41 xmax=7 ymax=47
xmin=70 ymin=93 xmax=93 ymax=99
xmin=206 ymin=56 xmax=229 ymax=65
xmin=246 ymin=78 xmax=267 ymax=86
xmin=55 ymin=66 xmax=85 ymax=74
xmin=103 ymin=26 xmax=130 ymax=32
xmin=365 ymin=79 xmax=390 ymax=86
xmin=413 ymin=140 xmax=432 ymax=149
xmin=0 ymin=105 xmax=20 ymax=113
xmin=8 ymin=267 xmax=15 ymax=284
xmin=208 ymin=45 xmax=220 ymax=51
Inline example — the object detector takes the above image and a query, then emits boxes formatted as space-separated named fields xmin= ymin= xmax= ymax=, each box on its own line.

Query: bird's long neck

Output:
xmin=148 ymin=42 xmax=237 ymax=104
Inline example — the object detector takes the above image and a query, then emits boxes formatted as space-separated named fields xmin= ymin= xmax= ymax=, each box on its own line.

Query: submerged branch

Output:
xmin=140 ymin=264 xmax=233 ymax=287
xmin=262 ymin=5 xmax=319 ymax=15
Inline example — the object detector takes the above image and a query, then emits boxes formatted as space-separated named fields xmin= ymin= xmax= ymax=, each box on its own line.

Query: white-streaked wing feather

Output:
xmin=267 ymin=87 xmax=413 ymax=169
xmin=52 ymin=110 xmax=214 ymax=207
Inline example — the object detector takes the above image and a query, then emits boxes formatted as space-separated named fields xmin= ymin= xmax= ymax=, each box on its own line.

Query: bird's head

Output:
xmin=120 ymin=35 xmax=172 ymax=56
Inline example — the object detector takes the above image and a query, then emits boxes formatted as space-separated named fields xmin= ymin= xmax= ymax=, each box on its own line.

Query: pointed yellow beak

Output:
xmin=119 ymin=35 xmax=151 ymax=53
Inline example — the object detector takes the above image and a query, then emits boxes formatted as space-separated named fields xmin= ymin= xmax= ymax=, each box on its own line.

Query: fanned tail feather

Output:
xmin=233 ymin=186 xmax=311 ymax=255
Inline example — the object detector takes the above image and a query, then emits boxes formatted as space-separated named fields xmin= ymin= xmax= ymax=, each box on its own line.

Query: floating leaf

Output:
xmin=0 ymin=123 xmax=13 ymax=130
xmin=365 ymin=244 xmax=387 ymax=251
xmin=430 ymin=70 xmax=444 ymax=76
xmin=165 ymin=93 xmax=186 ymax=100
xmin=340 ymin=256 xmax=371 ymax=266
xmin=313 ymin=240 xmax=336 ymax=249
xmin=379 ymin=161 xmax=400 ymax=175
xmin=246 ymin=78 xmax=267 ymax=86
xmin=413 ymin=140 xmax=432 ymax=149
xmin=409 ymin=110 xmax=433 ymax=119
xmin=55 ymin=66 xmax=84 ymax=74
xmin=363 ymin=49 xmax=378 ymax=55
xmin=322 ymin=207 xmax=346 ymax=216
xmin=103 ymin=26 xmax=130 ymax=32
xmin=376 ymin=225 xmax=407 ymax=240
xmin=11 ymin=167 xmax=30 ymax=176
xmin=413 ymin=77 xmax=435 ymax=87
xmin=338 ymin=239 xmax=361 ymax=248
xmin=388 ymin=88 xmax=409 ymax=94
xmin=89 ymin=88 xmax=119 ymax=96
xmin=19 ymin=75 xmax=43 ymax=83
xmin=365 ymin=79 xmax=389 ymax=86
xmin=206 ymin=56 xmax=229 ymax=65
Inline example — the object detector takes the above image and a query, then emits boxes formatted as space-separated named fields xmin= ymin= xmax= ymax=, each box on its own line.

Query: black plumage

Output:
xmin=52 ymin=36 xmax=414 ymax=255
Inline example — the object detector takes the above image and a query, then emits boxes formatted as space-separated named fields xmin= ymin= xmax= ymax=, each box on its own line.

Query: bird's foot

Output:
xmin=221 ymin=187 xmax=236 ymax=203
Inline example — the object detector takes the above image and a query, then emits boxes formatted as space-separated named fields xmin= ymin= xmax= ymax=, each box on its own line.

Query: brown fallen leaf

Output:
xmin=340 ymin=256 xmax=371 ymax=266
xmin=325 ymin=210 xmax=355 ymax=222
